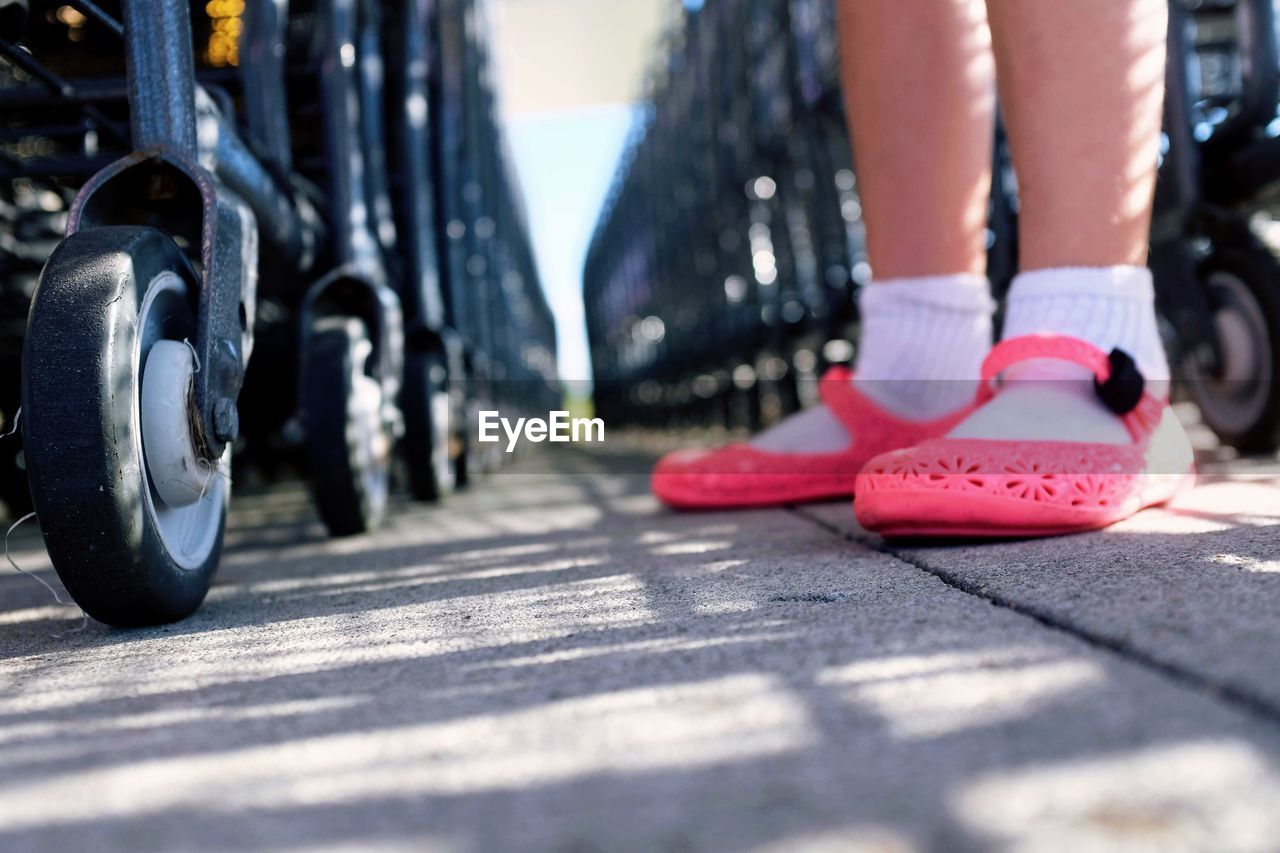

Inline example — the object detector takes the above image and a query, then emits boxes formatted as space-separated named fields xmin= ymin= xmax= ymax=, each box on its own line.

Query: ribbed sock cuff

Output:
xmin=860 ymin=273 xmax=997 ymax=315
xmin=854 ymin=274 xmax=995 ymax=418
xmin=1002 ymin=265 xmax=1170 ymax=382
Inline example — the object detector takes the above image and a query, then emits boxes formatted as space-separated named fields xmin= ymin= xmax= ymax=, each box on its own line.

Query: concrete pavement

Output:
xmin=3 ymin=436 xmax=1280 ymax=851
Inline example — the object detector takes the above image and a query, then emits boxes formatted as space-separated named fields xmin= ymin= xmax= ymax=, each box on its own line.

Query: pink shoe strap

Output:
xmin=816 ymin=366 xmax=861 ymax=435
xmin=980 ymin=334 xmax=1165 ymax=441
xmin=817 ymin=364 xmax=966 ymax=438
xmin=981 ymin=334 xmax=1116 ymax=385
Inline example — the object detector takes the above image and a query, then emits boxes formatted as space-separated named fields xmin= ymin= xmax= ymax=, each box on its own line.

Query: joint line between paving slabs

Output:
xmin=788 ymin=505 xmax=1280 ymax=730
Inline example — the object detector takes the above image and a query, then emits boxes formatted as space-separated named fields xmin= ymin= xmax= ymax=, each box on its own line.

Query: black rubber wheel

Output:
xmin=301 ymin=318 xmax=390 ymax=535
xmin=402 ymin=348 xmax=456 ymax=501
xmin=1185 ymin=244 xmax=1280 ymax=453
xmin=22 ymin=227 xmax=227 ymax=627
xmin=453 ymin=425 xmax=474 ymax=489
xmin=454 ymin=397 xmax=490 ymax=488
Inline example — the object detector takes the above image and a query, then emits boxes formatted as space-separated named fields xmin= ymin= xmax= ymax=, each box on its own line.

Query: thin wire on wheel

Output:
xmin=0 ymin=406 xmax=19 ymax=439
xmin=5 ymin=512 xmax=89 ymax=636
xmin=2 ymin=408 xmax=89 ymax=633
xmin=179 ymin=467 xmax=211 ymax=553
xmin=182 ymin=338 xmax=201 ymax=374
xmin=174 ymin=456 xmax=232 ymax=553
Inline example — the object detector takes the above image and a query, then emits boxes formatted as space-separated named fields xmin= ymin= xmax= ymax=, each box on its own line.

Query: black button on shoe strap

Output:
xmin=1093 ymin=348 xmax=1145 ymax=415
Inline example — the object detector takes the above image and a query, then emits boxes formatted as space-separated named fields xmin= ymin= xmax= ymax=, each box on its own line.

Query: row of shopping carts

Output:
xmin=584 ymin=0 xmax=1280 ymax=454
xmin=0 ymin=0 xmax=558 ymax=625
xmin=585 ymin=0 xmax=858 ymax=434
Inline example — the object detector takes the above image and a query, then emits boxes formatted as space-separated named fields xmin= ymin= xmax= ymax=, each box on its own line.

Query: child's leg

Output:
xmin=841 ymin=0 xmax=995 ymax=280
xmin=988 ymin=0 xmax=1166 ymax=272
xmin=952 ymin=0 xmax=1169 ymax=443
xmin=753 ymin=0 xmax=997 ymax=453
xmin=854 ymin=0 xmax=1186 ymax=536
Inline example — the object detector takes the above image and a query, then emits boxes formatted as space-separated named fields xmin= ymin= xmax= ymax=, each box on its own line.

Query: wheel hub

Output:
xmin=141 ymin=340 xmax=216 ymax=509
xmin=353 ymin=372 xmax=390 ymax=495
xmin=133 ymin=272 xmax=227 ymax=571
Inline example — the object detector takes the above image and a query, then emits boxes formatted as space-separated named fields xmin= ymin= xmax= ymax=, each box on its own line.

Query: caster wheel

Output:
xmin=454 ymin=408 xmax=476 ymax=488
xmin=465 ymin=397 xmax=506 ymax=479
xmin=1185 ymin=245 xmax=1280 ymax=453
xmin=453 ymin=398 xmax=488 ymax=489
xmin=402 ymin=349 xmax=457 ymax=502
xmin=22 ymin=228 xmax=228 ymax=627
xmin=302 ymin=317 xmax=391 ymax=535
xmin=481 ymin=422 xmax=504 ymax=473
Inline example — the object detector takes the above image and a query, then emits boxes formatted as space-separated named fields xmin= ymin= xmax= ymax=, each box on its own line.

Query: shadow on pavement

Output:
xmin=1 ymin=446 xmax=1279 ymax=850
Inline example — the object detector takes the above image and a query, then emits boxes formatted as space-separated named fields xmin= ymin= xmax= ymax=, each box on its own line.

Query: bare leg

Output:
xmin=850 ymin=3 xmax=1189 ymax=536
xmin=839 ymin=0 xmax=996 ymax=278
xmin=754 ymin=0 xmax=999 ymax=451
xmin=986 ymin=0 xmax=1167 ymax=270
xmin=951 ymin=0 xmax=1170 ymax=445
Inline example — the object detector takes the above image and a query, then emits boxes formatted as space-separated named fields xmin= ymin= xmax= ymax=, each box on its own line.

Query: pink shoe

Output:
xmin=652 ymin=366 xmax=975 ymax=510
xmin=855 ymin=335 xmax=1196 ymax=538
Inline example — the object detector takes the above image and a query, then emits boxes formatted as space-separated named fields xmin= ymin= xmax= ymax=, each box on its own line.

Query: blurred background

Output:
xmin=492 ymin=0 xmax=669 ymax=386
xmin=4 ymin=0 xmax=1280 ymax=530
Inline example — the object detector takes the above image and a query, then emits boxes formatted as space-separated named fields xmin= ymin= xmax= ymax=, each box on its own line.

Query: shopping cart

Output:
xmin=0 ymin=0 xmax=557 ymax=625
xmin=585 ymin=0 xmax=862 ymax=432
xmin=1151 ymin=0 xmax=1280 ymax=451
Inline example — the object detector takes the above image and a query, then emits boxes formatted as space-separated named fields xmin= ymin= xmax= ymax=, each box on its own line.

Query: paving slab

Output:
xmin=804 ymin=461 xmax=1280 ymax=719
xmin=2 ymin=449 xmax=1280 ymax=851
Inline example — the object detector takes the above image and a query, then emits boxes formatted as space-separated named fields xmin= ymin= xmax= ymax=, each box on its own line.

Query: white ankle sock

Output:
xmin=1000 ymin=265 xmax=1170 ymax=384
xmin=853 ymin=274 xmax=996 ymax=419
xmin=952 ymin=265 xmax=1170 ymax=444
xmin=751 ymin=274 xmax=993 ymax=453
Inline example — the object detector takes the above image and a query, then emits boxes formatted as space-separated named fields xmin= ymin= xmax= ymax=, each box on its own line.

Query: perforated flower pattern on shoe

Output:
xmin=854 ymin=335 xmax=1196 ymax=538
xmin=857 ymin=439 xmax=1144 ymax=509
